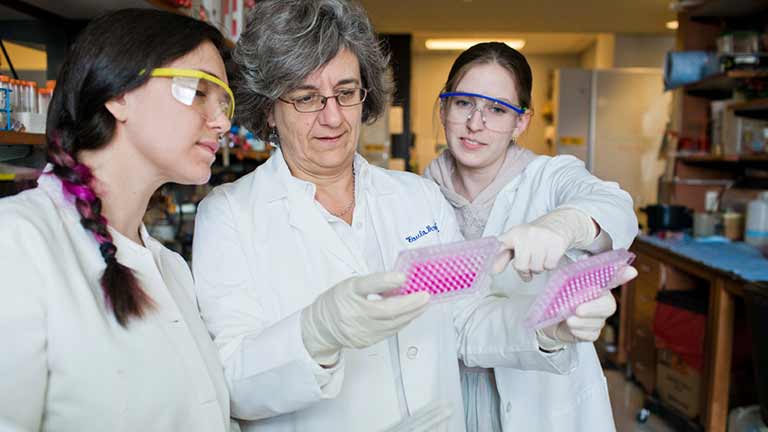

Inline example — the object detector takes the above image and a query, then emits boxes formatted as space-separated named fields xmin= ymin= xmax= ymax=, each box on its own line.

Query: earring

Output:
xmin=268 ymin=127 xmax=280 ymax=148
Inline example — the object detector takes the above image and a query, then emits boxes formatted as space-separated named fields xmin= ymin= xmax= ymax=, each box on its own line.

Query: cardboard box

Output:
xmin=656 ymin=348 xmax=702 ymax=419
xmin=723 ymin=105 xmax=768 ymax=156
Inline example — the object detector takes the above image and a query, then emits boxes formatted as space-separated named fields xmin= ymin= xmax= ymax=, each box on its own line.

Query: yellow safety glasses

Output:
xmin=141 ymin=68 xmax=235 ymax=121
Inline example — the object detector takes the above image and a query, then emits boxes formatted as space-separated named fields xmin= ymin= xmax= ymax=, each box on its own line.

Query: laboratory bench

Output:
xmin=618 ymin=235 xmax=768 ymax=432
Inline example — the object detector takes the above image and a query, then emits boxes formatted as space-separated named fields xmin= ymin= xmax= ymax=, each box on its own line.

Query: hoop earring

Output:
xmin=268 ymin=127 xmax=280 ymax=148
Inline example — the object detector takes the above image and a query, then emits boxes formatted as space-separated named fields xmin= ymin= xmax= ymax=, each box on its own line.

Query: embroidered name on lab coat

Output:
xmin=405 ymin=222 xmax=439 ymax=243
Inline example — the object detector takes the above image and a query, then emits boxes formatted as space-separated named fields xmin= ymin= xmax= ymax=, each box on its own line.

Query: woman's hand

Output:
xmin=493 ymin=207 xmax=597 ymax=281
xmin=300 ymin=272 xmax=430 ymax=365
xmin=493 ymin=224 xmax=569 ymax=281
xmin=536 ymin=266 xmax=637 ymax=350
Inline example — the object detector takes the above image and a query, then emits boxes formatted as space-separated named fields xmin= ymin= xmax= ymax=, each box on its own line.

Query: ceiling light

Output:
xmin=666 ymin=20 xmax=679 ymax=30
xmin=425 ymin=39 xmax=526 ymax=51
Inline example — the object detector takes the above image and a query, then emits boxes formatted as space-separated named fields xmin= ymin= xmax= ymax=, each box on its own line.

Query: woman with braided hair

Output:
xmin=0 ymin=9 xmax=236 ymax=431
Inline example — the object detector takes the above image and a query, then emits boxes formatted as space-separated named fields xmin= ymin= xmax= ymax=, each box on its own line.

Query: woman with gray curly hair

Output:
xmin=192 ymin=1 xmax=585 ymax=431
xmin=231 ymin=0 xmax=391 ymax=140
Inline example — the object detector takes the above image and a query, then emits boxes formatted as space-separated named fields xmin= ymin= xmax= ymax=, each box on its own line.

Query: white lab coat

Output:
xmin=0 ymin=174 xmax=231 ymax=432
xmin=192 ymin=149 xmax=578 ymax=432
xmin=482 ymin=155 xmax=638 ymax=432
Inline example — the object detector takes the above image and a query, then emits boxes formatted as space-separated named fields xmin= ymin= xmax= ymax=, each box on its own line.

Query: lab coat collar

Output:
xmin=37 ymin=169 xmax=164 ymax=265
xmin=37 ymin=166 xmax=80 ymax=222
xmin=261 ymin=148 xmax=396 ymax=203
xmin=261 ymin=149 xmax=379 ymax=273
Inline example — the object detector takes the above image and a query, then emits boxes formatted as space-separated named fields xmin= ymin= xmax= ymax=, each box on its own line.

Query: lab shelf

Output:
xmin=684 ymin=71 xmax=768 ymax=100
xmin=144 ymin=0 xmax=236 ymax=49
xmin=676 ymin=153 xmax=768 ymax=163
xmin=220 ymin=148 xmax=272 ymax=162
xmin=688 ymin=0 xmax=768 ymax=22
xmin=0 ymin=131 xmax=46 ymax=146
xmin=145 ymin=0 xmax=183 ymax=14
xmin=732 ymin=98 xmax=768 ymax=120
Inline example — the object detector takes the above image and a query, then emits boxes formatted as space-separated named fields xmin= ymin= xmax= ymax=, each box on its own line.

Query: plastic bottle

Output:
xmin=28 ymin=81 xmax=38 ymax=113
xmin=22 ymin=80 xmax=31 ymax=112
xmin=18 ymin=80 xmax=27 ymax=112
xmin=37 ymin=87 xmax=53 ymax=116
xmin=745 ymin=191 xmax=768 ymax=251
xmin=9 ymin=79 xmax=19 ymax=112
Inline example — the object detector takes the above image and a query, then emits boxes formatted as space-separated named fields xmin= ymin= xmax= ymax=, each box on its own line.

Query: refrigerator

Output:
xmin=553 ymin=68 xmax=670 ymax=209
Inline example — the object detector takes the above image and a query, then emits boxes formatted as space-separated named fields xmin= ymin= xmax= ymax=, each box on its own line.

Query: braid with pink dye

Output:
xmin=43 ymin=8 xmax=225 ymax=326
xmin=48 ymin=132 xmax=154 ymax=326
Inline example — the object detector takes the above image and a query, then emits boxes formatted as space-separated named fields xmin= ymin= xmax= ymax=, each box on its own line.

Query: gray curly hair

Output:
xmin=233 ymin=0 xmax=393 ymax=140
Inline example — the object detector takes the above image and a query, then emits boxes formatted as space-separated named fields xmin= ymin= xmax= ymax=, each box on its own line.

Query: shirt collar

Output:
xmin=267 ymin=148 xmax=376 ymax=201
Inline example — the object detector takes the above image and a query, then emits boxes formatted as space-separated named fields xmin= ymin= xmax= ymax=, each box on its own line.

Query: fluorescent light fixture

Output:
xmin=666 ymin=20 xmax=679 ymax=30
xmin=425 ymin=39 xmax=526 ymax=51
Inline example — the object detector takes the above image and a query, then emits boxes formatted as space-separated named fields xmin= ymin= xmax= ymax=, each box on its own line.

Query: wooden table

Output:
xmin=627 ymin=237 xmax=763 ymax=432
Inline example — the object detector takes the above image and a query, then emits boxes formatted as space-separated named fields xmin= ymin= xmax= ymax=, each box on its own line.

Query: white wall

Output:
xmin=410 ymin=52 xmax=455 ymax=174
xmin=613 ymin=35 xmax=675 ymax=68
xmin=411 ymin=51 xmax=581 ymax=174
xmin=580 ymin=34 xmax=674 ymax=69
xmin=580 ymin=34 xmax=615 ymax=69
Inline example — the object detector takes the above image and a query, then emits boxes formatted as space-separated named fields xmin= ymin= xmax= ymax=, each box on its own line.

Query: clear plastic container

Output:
xmin=525 ymin=249 xmax=635 ymax=329
xmin=17 ymin=80 xmax=26 ymax=112
xmin=727 ymin=405 xmax=767 ymax=432
xmin=21 ymin=80 xmax=31 ymax=112
xmin=718 ymin=31 xmax=760 ymax=54
xmin=388 ymin=237 xmax=501 ymax=301
xmin=28 ymin=81 xmax=38 ymax=113
xmin=745 ymin=191 xmax=768 ymax=253
xmin=9 ymin=79 xmax=19 ymax=112
xmin=37 ymin=87 xmax=53 ymax=116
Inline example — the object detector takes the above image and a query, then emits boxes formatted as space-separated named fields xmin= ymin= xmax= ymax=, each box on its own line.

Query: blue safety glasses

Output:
xmin=439 ymin=92 xmax=526 ymax=133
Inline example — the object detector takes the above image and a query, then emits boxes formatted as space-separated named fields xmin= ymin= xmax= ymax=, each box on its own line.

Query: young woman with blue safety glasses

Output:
xmin=0 ymin=9 xmax=235 ymax=431
xmin=425 ymin=42 xmax=639 ymax=432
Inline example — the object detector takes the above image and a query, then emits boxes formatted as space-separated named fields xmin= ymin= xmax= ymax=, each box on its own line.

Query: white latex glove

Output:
xmin=536 ymin=266 xmax=638 ymax=350
xmin=301 ymin=272 xmax=430 ymax=365
xmin=382 ymin=400 xmax=454 ymax=432
xmin=494 ymin=207 xmax=597 ymax=281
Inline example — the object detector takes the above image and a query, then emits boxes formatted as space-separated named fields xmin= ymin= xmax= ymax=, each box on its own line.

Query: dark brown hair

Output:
xmin=442 ymin=42 xmax=532 ymax=110
xmin=46 ymin=8 xmax=226 ymax=327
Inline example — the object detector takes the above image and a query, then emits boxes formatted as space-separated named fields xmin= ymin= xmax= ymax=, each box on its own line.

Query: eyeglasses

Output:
xmin=142 ymin=68 xmax=235 ymax=121
xmin=278 ymin=87 xmax=368 ymax=113
xmin=439 ymin=92 xmax=526 ymax=133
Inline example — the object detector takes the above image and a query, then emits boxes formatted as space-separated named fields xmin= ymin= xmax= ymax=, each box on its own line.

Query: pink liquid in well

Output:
xmin=400 ymin=255 xmax=481 ymax=295
xmin=540 ymin=265 xmax=617 ymax=322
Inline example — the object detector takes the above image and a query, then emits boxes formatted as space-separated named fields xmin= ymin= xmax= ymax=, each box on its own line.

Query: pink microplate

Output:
xmin=525 ymin=249 xmax=635 ymax=330
xmin=392 ymin=237 xmax=501 ymax=300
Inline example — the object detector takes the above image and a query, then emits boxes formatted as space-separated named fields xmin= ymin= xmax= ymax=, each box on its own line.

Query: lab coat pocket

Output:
xmin=111 ymin=366 xmax=129 ymax=432
xmin=397 ymin=306 xmax=446 ymax=410
xmin=552 ymin=376 xmax=608 ymax=416
xmin=198 ymin=398 xmax=227 ymax=432
xmin=166 ymin=319 xmax=219 ymax=404
xmin=547 ymin=374 xmax=615 ymax=431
